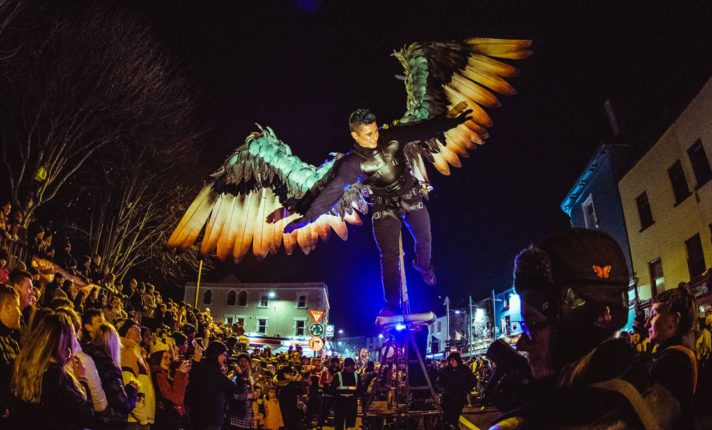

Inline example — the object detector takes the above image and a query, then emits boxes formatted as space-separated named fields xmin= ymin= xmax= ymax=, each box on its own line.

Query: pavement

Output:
xmin=316 ymin=404 xmax=500 ymax=429
xmin=460 ymin=404 xmax=501 ymax=429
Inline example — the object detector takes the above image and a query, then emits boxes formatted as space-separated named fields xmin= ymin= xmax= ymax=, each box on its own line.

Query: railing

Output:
xmin=0 ymin=231 xmax=29 ymax=270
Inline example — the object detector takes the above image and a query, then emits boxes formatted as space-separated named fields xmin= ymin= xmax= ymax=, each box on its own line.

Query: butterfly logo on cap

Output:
xmin=593 ymin=264 xmax=612 ymax=279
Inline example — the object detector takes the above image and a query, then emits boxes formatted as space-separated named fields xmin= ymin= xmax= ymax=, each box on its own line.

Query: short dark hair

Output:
xmin=171 ymin=331 xmax=187 ymax=347
xmin=348 ymin=108 xmax=377 ymax=131
xmin=8 ymin=270 xmax=31 ymax=286
xmin=82 ymin=308 xmax=103 ymax=327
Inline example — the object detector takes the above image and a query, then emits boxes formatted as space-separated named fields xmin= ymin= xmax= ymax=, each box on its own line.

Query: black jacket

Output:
xmin=437 ymin=363 xmax=476 ymax=401
xmin=0 ymin=322 xmax=20 ymax=419
xmin=11 ymin=363 xmax=94 ymax=430
xmin=88 ymin=351 xmax=138 ymax=428
xmin=186 ymin=360 xmax=238 ymax=427
xmin=302 ymin=117 xmax=459 ymax=221
xmin=647 ymin=337 xmax=696 ymax=430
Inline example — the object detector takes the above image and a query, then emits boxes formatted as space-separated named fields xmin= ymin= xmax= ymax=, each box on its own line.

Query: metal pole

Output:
xmin=446 ymin=296 xmax=450 ymax=347
xmin=491 ymin=289 xmax=497 ymax=339
xmin=194 ymin=259 xmax=204 ymax=308
xmin=468 ymin=295 xmax=473 ymax=353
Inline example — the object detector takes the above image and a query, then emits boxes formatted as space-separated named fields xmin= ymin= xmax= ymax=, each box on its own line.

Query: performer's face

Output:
xmin=351 ymin=122 xmax=379 ymax=148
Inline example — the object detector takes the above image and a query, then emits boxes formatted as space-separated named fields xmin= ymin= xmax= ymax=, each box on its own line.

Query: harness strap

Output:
xmin=666 ymin=345 xmax=698 ymax=394
xmin=589 ymin=378 xmax=662 ymax=430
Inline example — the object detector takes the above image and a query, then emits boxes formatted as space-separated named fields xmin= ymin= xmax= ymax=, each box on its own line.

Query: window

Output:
xmin=227 ymin=291 xmax=236 ymax=305
xmin=202 ymin=290 xmax=212 ymax=305
xmin=297 ymin=294 xmax=307 ymax=308
xmin=437 ymin=321 xmax=442 ymax=332
xmin=635 ymin=192 xmax=654 ymax=231
xmin=668 ymin=160 xmax=691 ymax=204
xmin=259 ymin=295 xmax=269 ymax=307
xmin=237 ymin=317 xmax=245 ymax=327
xmin=295 ymin=320 xmax=306 ymax=336
xmin=238 ymin=291 xmax=247 ymax=307
xmin=581 ymin=194 xmax=598 ymax=229
xmin=648 ymin=258 xmax=664 ymax=297
xmin=688 ymin=139 xmax=712 ymax=188
xmin=686 ymin=233 xmax=706 ymax=279
xmin=226 ymin=316 xmax=234 ymax=324
xmin=257 ymin=318 xmax=267 ymax=334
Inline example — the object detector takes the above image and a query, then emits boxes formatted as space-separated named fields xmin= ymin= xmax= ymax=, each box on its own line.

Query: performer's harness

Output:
xmin=352 ymin=141 xmax=425 ymax=219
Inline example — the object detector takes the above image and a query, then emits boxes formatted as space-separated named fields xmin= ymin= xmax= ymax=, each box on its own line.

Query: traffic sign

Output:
xmin=324 ymin=324 xmax=335 ymax=338
xmin=308 ymin=309 xmax=325 ymax=324
xmin=308 ymin=336 xmax=324 ymax=351
xmin=308 ymin=323 xmax=324 ymax=336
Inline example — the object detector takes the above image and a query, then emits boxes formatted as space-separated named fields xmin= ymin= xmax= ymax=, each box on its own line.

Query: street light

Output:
xmin=338 ymin=329 xmax=344 ymax=334
xmin=268 ymin=291 xmax=276 ymax=298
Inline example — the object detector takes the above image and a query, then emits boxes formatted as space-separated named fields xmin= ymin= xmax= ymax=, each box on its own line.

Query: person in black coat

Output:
xmin=10 ymin=311 xmax=94 ymax=430
xmin=329 ymin=358 xmax=362 ymax=430
xmin=86 ymin=322 xmax=139 ymax=429
xmin=276 ymin=366 xmax=305 ymax=430
xmin=186 ymin=340 xmax=239 ymax=430
xmin=437 ymin=352 xmax=476 ymax=429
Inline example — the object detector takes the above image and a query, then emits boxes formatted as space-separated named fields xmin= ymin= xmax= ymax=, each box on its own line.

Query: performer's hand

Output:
xmin=284 ymin=217 xmax=309 ymax=233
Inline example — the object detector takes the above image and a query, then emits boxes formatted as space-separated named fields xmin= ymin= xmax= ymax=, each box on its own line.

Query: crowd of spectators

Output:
xmin=2 ymin=210 xmax=712 ymax=430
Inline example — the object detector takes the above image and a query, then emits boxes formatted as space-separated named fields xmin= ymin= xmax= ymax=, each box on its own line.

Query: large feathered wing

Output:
xmin=394 ymin=37 xmax=532 ymax=178
xmin=167 ymin=127 xmax=368 ymax=261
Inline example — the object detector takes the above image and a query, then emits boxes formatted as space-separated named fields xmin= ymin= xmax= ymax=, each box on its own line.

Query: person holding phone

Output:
xmin=149 ymin=335 xmax=190 ymax=430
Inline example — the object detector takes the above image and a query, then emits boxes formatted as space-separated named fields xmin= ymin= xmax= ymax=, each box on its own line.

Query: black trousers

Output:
xmin=372 ymin=206 xmax=432 ymax=307
xmin=333 ymin=396 xmax=358 ymax=429
xmin=442 ymin=397 xmax=466 ymax=427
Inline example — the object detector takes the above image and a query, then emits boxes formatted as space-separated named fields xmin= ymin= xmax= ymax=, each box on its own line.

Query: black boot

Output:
xmin=413 ymin=260 xmax=436 ymax=286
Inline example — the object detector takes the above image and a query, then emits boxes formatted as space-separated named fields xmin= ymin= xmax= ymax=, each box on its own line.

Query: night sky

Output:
xmin=138 ymin=0 xmax=711 ymax=335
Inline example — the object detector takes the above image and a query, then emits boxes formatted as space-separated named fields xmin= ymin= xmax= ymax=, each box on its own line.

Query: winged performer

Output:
xmin=168 ymin=37 xmax=532 ymax=319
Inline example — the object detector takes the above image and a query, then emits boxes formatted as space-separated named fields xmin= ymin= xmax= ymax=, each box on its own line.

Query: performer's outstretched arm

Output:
xmin=285 ymin=154 xmax=364 ymax=231
xmin=382 ymin=112 xmax=469 ymax=144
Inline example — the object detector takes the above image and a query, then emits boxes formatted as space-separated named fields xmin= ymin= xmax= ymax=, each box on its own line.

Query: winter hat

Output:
xmin=116 ymin=318 xmax=140 ymax=337
xmin=514 ymin=229 xmax=629 ymax=362
xmin=446 ymin=352 xmax=463 ymax=365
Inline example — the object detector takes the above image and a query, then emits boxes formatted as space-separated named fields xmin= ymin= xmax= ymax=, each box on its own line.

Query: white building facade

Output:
xmin=184 ymin=275 xmax=330 ymax=339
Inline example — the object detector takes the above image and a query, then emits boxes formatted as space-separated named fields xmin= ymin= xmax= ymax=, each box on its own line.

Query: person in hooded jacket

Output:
xmin=438 ymin=352 xmax=476 ymax=428
xmin=186 ymin=340 xmax=240 ymax=430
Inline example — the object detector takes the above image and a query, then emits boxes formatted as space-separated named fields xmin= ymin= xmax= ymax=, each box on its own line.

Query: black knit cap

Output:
xmin=116 ymin=318 xmax=139 ymax=337
xmin=514 ymin=229 xmax=630 ymax=361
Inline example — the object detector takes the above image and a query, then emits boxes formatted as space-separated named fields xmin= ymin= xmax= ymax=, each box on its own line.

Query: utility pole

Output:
xmin=468 ymin=295 xmax=473 ymax=353
xmin=491 ymin=289 xmax=497 ymax=339
xmin=444 ymin=296 xmax=450 ymax=347
xmin=194 ymin=259 xmax=204 ymax=308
